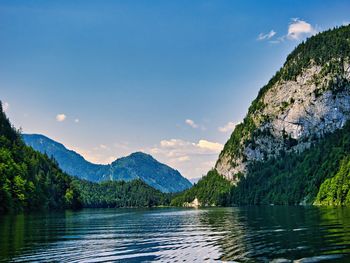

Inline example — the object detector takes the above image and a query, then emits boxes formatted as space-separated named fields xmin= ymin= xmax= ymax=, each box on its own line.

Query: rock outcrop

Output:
xmin=216 ymin=25 xmax=350 ymax=183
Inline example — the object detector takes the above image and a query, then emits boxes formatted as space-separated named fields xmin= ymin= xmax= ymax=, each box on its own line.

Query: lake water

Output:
xmin=1 ymin=207 xmax=350 ymax=262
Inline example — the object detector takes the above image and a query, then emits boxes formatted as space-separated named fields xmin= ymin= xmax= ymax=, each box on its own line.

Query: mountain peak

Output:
xmin=129 ymin=151 xmax=154 ymax=159
xmin=23 ymin=134 xmax=192 ymax=193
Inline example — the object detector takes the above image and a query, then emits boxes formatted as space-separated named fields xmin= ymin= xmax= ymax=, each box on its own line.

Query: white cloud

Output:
xmin=3 ymin=102 xmax=9 ymax=112
xmin=257 ymin=30 xmax=276 ymax=41
xmin=197 ymin=140 xmax=223 ymax=153
xmin=258 ymin=19 xmax=316 ymax=44
xmin=160 ymin=139 xmax=190 ymax=148
xmin=287 ymin=18 xmax=316 ymax=40
xmin=152 ymin=138 xmax=223 ymax=158
xmin=68 ymin=143 xmax=119 ymax=165
xmin=114 ymin=141 xmax=130 ymax=150
xmin=185 ymin=119 xmax=198 ymax=129
xmin=218 ymin=121 xmax=236 ymax=133
xmin=56 ymin=114 xmax=66 ymax=122
xmin=147 ymin=138 xmax=223 ymax=180
xmin=343 ymin=21 xmax=350 ymax=26
xmin=177 ymin=155 xmax=190 ymax=162
xmin=74 ymin=118 xmax=79 ymax=123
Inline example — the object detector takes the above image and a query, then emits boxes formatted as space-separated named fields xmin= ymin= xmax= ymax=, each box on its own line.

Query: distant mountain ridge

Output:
xmin=23 ymin=134 xmax=192 ymax=193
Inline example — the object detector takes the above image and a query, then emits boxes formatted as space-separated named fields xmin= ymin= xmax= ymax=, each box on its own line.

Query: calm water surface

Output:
xmin=1 ymin=207 xmax=350 ymax=262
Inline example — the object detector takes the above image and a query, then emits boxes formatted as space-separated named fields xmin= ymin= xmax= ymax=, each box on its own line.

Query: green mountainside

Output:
xmin=74 ymin=179 xmax=170 ymax=208
xmin=174 ymin=25 xmax=350 ymax=207
xmin=0 ymin=102 xmax=81 ymax=213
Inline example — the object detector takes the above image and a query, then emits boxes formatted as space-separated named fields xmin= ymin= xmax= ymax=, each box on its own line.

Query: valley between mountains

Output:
xmin=2 ymin=25 xmax=350 ymax=213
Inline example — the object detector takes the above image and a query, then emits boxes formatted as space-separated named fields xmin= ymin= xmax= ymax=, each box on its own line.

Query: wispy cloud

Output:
xmin=287 ymin=18 xmax=316 ymax=40
xmin=68 ymin=144 xmax=117 ymax=164
xmin=177 ymin=155 xmax=190 ymax=162
xmin=185 ymin=119 xmax=198 ymax=129
xmin=74 ymin=118 xmax=79 ymax=123
xmin=257 ymin=30 xmax=276 ymax=41
xmin=56 ymin=114 xmax=66 ymax=122
xmin=153 ymin=138 xmax=223 ymax=158
xmin=99 ymin=144 xmax=108 ymax=149
xmin=196 ymin=140 xmax=223 ymax=152
xmin=258 ymin=18 xmax=317 ymax=44
xmin=148 ymin=138 xmax=223 ymax=179
xmin=218 ymin=121 xmax=236 ymax=133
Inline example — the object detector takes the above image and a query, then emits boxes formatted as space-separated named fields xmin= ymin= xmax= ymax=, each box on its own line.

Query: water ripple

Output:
xmin=1 ymin=207 xmax=350 ymax=262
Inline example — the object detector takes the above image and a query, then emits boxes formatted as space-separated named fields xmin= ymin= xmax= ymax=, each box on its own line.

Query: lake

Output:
xmin=1 ymin=207 xmax=350 ymax=262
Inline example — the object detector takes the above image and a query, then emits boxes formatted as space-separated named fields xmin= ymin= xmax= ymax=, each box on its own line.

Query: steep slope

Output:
xmin=230 ymin=121 xmax=350 ymax=205
xmin=0 ymin=102 xmax=81 ymax=213
xmin=216 ymin=25 xmax=350 ymax=184
xmin=23 ymin=134 xmax=192 ymax=193
xmin=172 ymin=25 xmax=350 ymax=207
xmin=23 ymin=134 xmax=106 ymax=182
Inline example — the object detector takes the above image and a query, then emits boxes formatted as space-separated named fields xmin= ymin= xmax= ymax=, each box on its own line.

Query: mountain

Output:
xmin=174 ymin=25 xmax=350 ymax=206
xmin=0 ymin=102 xmax=172 ymax=213
xmin=22 ymin=134 xmax=106 ymax=182
xmin=108 ymin=152 xmax=192 ymax=193
xmin=0 ymin=102 xmax=81 ymax=213
xmin=23 ymin=134 xmax=192 ymax=193
xmin=216 ymin=25 xmax=350 ymax=183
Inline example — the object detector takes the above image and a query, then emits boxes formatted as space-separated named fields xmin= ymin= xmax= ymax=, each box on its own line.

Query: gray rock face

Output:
xmin=216 ymin=62 xmax=350 ymax=183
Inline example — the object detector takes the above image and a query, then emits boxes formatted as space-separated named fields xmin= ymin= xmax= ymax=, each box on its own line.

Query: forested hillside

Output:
xmin=173 ymin=25 xmax=350 ymax=207
xmin=74 ymin=179 xmax=170 ymax=208
xmin=171 ymin=170 xmax=231 ymax=207
xmin=0 ymin=102 xmax=81 ymax=213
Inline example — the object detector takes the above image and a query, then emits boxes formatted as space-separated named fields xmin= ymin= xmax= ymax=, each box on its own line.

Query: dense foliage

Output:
xmin=73 ymin=179 xmax=171 ymax=208
xmin=315 ymin=157 xmax=350 ymax=206
xmin=174 ymin=121 xmax=350 ymax=207
xmin=281 ymin=25 xmax=350 ymax=82
xmin=230 ymin=121 xmax=350 ymax=205
xmin=0 ymin=102 xmax=81 ymax=213
xmin=23 ymin=134 xmax=192 ymax=193
xmin=171 ymin=170 xmax=231 ymax=206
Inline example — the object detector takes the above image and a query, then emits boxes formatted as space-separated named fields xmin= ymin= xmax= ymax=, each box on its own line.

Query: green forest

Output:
xmin=175 ymin=120 xmax=350 ymax=207
xmin=171 ymin=169 xmax=231 ymax=206
xmin=0 ymin=102 xmax=81 ymax=213
xmin=230 ymin=121 xmax=350 ymax=205
xmin=73 ymin=179 xmax=170 ymax=208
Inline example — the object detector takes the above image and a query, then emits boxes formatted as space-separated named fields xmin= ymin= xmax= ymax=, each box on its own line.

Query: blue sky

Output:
xmin=1 ymin=0 xmax=349 ymax=179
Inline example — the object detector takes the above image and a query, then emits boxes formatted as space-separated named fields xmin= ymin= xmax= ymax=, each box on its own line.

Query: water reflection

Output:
xmin=1 ymin=207 xmax=350 ymax=262
xmin=201 ymin=206 xmax=350 ymax=262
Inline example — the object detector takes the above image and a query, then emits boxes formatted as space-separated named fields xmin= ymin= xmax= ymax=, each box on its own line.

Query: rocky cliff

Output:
xmin=216 ymin=25 xmax=350 ymax=183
